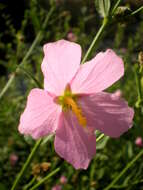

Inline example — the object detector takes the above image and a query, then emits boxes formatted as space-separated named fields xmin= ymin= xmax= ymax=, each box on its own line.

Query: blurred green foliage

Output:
xmin=0 ymin=0 xmax=143 ymax=189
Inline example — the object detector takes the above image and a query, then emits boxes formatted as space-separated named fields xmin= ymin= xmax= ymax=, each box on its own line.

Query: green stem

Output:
xmin=111 ymin=0 xmax=122 ymax=15
xmin=81 ymin=17 xmax=108 ymax=64
xmin=0 ymin=6 xmax=55 ymax=100
xmin=29 ymin=168 xmax=60 ymax=190
xmin=23 ymin=177 xmax=36 ymax=190
xmin=112 ymin=179 xmax=143 ymax=189
xmin=104 ymin=149 xmax=143 ymax=190
xmin=131 ymin=6 xmax=143 ymax=15
xmin=134 ymin=65 xmax=142 ymax=107
xmin=19 ymin=66 xmax=43 ymax=89
xmin=0 ymin=73 xmax=15 ymax=99
xmin=96 ymin=133 xmax=105 ymax=142
xmin=11 ymin=139 xmax=42 ymax=190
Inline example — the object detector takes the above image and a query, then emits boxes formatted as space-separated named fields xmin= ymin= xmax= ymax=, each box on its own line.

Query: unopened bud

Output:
xmin=40 ymin=162 xmax=51 ymax=172
xmin=115 ymin=6 xmax=131 ymax=16
xmin=67 ymin=32 xmax=77 ymax=42
xmin=138 ymin=52 xmax=143 ymax=65
xmin=16 ymin=32 xmax=24 ymax=42
xmin=135 ymin=137 xmax=143 ymax=147
xmin=32 ymin=164 xmax=41 ymax=176
xmin=9 ymin=153 xmax=18 ymax=166
xmin=60 ymin=175 xmax=67 ymax=184
xmin=90 ymin=181 xmax=97 ymax=187
xmin=52 ymin=185 xmax=62 ymax=190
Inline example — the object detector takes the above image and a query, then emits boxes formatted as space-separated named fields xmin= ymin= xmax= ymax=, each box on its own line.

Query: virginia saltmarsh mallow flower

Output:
xmin=18 ymin=40 xmax=134 ymax=169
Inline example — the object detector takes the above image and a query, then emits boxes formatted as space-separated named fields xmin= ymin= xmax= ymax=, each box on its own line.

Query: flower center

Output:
xmin=56 ymin=87 xmax=87 ymax=127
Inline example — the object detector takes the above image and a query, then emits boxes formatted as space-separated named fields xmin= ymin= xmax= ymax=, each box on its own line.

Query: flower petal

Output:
xmin=78 ymin=92 xmax=134 ymax=137
xmin=41 ymin=39 xmax=81 ymax=95
xmin=54 ymin=112 xmax=96 ymax=169
xmin=18 ymin=89 xmax=61 ymax=139
xmin=71 ymin=49 xmax=124 ymax=94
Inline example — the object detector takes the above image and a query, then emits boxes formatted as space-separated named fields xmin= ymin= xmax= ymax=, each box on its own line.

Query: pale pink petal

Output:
xmin=78 ymin=92 xmax=134 ymax=138
xmin=54 ymin=112 xmax=96 ymax=169
xmin=71 ymin=49 xmax=124 ymax=94
xmin=41 ymin=39 xmax=81 ymax=95
xmin=18 ymin=89 xmax=61 ymax=139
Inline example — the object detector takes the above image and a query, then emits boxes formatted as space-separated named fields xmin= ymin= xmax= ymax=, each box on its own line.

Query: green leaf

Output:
xmin=104 ymin=0 xmax=111 ymax=16
xmin=95 ymin=0 xmax=111 ymax=17
xmin=125 ymin=141 xmax=133 ymax=159
xmin=99 ymin=0 xmax=106 ymax=17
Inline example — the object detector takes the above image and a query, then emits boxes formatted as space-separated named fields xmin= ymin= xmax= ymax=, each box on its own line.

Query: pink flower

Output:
xmin=52 ymin=185 xmax=62 ymax=190
xmin=9 ymin=153 xmax=18 ymax=166
xmin=18 ymin=40 xmax=134 ymax=169
xmin=60 ymin=175 xmax=67 ymax=184
xmin=67 ymin=32 xmax=77 ymax=42
xmin=135 ymin=137 xmax=143 ymax=147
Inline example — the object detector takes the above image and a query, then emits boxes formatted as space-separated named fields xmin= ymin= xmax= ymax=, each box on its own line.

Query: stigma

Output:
xmin=56 ymin=86 xmax=87 ymax=128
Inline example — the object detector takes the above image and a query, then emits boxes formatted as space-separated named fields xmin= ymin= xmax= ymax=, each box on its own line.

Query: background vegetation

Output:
xmin=0 ymin=0 xmax=143 ymax=189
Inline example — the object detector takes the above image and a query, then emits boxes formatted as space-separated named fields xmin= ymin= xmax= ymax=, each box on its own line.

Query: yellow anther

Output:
xmin=64 ymin=97 xmax=87 ymax=127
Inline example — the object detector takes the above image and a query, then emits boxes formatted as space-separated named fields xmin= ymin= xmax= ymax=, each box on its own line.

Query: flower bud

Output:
xmin=115 ymin=6 xmax=131 ymax=16
xmin=9 ymin=153 xmax=18 ymax=166
xmin=138 ymin=51 xmax=143 ymax=65
xmin=67 ymin=32 xmax=77 ymax=42
xmin=60 ymin=175 xmax=67 ymax=184
xmin=40 ymin=162 xmax=51 ymax=172
xmin=135 ymin=137 xmax=143 ymax=147
xmin=32 ymin=164 xmax=41 ymax=176
xmin=52 ymin=185 xmax=62 ymax=190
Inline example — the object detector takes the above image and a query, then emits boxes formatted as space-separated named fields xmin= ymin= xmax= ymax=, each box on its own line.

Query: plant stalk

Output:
xmin=134 ymin=65 xmax=142 ymax=107
xmin=96 ymin=133 xmax=105 ymax=142
xmin=111 ymin=0 xmax=122 ymax=15
xmin=131 ymin=6 xmax=143 ymax=15
xmin=104 ymin=149 xmax=143 ymax=190
xmin=0 ymin=6 xmax=55 ymax=100
xmin=11 ymin=139 xmax=42 ymax=190
xmin=29 ymin=168 xmax=60 ymax=190
xmin=81 ymin=17 xmax=108 ymax=64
